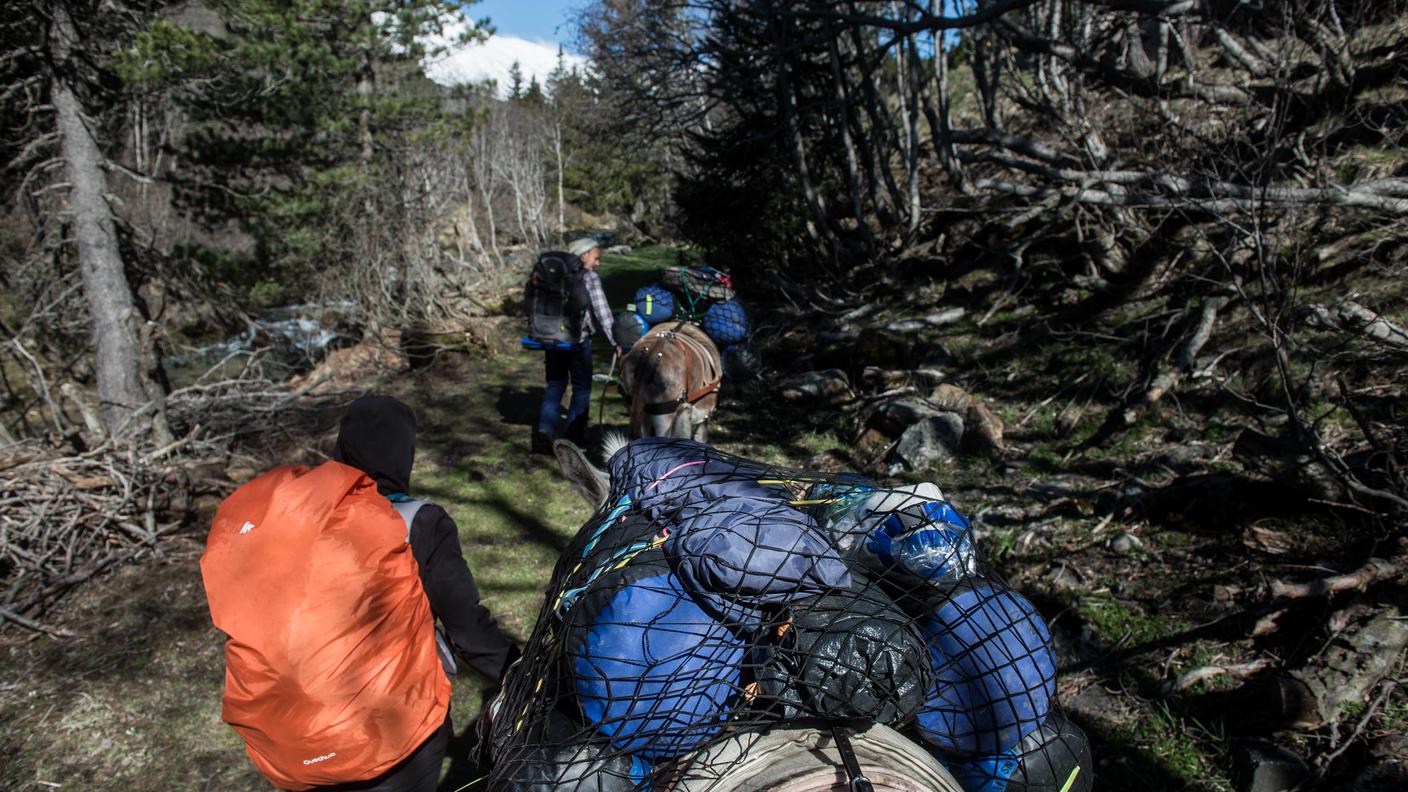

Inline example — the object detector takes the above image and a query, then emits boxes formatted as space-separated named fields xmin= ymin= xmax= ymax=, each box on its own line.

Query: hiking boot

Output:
xmin=530 ymin=430 xmax=554 ymax=456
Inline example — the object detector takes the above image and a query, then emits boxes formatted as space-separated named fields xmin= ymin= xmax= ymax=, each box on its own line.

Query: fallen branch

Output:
xmin=974 ymin=176 xmax=1408 ymax=214
xmin=1270 ymin=557 xmax=1401 ymax=600
xmin=1161 ymin=658 xmax=1270 ymax=694
xmin=0 ymin=606 xmax=76 ymax=637
xmin=1305 ymin=300 xmax=1408 ymax=352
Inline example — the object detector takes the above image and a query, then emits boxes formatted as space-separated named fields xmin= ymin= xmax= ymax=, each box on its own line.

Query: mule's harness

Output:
xmin=638 ymin=322 xmax=722 ymax=416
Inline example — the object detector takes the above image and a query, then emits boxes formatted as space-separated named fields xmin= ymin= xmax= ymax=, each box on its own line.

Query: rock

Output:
xmin=1049 ymin=564 xmax=1085 ymax=591
xmin=225 ymin=464 xmax=258 ymax=484
xmin=288 ymin=338 xmax=408 ymax=394
xmin=1231 ymin=740 xmax=1310 ymax=792
xmin=1355 ymin=759 xmax=1408 ymax=792
xmin=779 ymin=369 xmax=854 ymax=406
xmin=1157 ymin=442 xmax=1220 ymax=470
xmin=1213 ymin=584 xmax=1244 ymax=606
xmin=867 ymin=398 xmax=944 ymax=435
xmin=1027 ymin=476 xmax=1090 ymax=499
xmin=723 ymin=344 xmax=763 ymax=384
xmin=889 ymin=413 xmax=965 ymax=472
xmin=605 ymin=244 xmax=632 ymax=254
xmin=1357 ymin=736 xmax=1408 ymax=792
xmin=1066 ymin=682 xmax=1126 ymax=722
xmin=973 ymin=503 xmax=1028 ymax=527
xmin=859 ymin=367 xmax=947 ymax=392
xmin=928 ymin=383 xmax=1005 ymax=455
xmin=854 ymin=427 xmax=892 ymax=462
xmin=1243 ymin=524 xmax=1295 ymax=556
xmin=1108 ymin=532 xmax=1142 ymax=555
xmin=882 ymin=308 xmax=966 ymax=333
xmin=1369 ymin=734 xmax=1408 ymax=762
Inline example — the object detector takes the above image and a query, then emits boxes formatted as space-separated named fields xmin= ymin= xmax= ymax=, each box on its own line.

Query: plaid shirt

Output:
xmin=580 ymin=269 xmax=614 ymax=343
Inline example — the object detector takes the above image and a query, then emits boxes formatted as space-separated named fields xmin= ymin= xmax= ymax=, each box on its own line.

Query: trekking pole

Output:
xmin=594 ymin=352 xmax=617 ymax=428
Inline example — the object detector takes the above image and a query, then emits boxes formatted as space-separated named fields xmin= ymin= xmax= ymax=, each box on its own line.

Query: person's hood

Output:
xmin=334 ymin=395 xmax=416 ymax=496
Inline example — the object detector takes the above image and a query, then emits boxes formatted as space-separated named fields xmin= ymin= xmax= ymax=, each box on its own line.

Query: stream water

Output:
xmin=167 ymin=302 xmax=359 ymax=383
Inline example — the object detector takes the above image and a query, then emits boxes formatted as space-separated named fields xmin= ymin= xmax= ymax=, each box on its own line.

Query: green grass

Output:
xmin=795 ymin=429 xmax=848 ymax=455
xmin=1078 ymin=595 xmax=1190 ymax=647
xmin=598 ymin=243 xmax=684 ymax=307
xmin=1135 ymin=702 xmax=1229 ymax=786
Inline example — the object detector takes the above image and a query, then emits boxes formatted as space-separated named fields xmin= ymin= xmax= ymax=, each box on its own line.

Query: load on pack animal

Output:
xmin=491 ymin=437 xmax=1094 ymax=792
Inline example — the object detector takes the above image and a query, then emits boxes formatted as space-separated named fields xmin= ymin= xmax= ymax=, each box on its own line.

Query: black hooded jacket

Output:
xmin=336 ymin=396 xmax=517 ymax=683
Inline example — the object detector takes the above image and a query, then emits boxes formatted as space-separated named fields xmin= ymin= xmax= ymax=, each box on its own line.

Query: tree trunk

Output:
xmin=774 ymin=15 xmax=830 ymax=249
xmin=927 ymin=1 xmax=967 ymax=190
xmin=898 ymin=32 xmax=922 ymax=234
xmin=51 ymin=4 xmax=168 ymax=442
xmin=554 ymin=121 xmax=565 ymax=244
xmin=357 ymin=35 xmax=374 ymax=167
xmin=845 ymin=5 xmax=906 ymax=220
xmin=827 ymin=26 xmax=874 ymax=253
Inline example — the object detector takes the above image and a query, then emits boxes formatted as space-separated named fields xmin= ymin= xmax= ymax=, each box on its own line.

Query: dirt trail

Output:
xmin=0 ymin=246 xmax=737 ymax=790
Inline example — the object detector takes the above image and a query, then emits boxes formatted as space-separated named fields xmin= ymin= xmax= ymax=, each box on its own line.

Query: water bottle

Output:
xmin=815 ymin=482 xmax=947 ymax=555
xmin=867 ymin=500 xmax=976 ymax=583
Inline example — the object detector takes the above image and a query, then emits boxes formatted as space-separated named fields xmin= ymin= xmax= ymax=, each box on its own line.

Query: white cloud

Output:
xmin=422 ymin=21 xmax=586 ymax=97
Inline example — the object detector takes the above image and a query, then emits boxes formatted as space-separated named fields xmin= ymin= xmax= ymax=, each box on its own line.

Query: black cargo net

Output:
xmin=488 ymin=438 xmax=1092 ymax=792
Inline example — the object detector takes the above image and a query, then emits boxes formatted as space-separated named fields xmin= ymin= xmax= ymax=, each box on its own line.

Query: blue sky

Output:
xmin=467 ymin=0 xmax=581 ymax=50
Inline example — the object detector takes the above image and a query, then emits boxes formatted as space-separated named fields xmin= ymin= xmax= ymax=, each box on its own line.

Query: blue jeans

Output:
xmin=537 ymin=340 xmax=592 ymax=442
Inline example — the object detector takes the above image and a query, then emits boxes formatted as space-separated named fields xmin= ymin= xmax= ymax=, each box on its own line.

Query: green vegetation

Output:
xmin=1136 ymin=703 xmax=1229 ymax=786
xmin=1078 ymin=596 xmax=1190 ymax=647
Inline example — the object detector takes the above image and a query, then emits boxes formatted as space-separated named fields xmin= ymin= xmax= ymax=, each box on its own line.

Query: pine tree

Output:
xmin=127 ymin=0 xmax=484 ymax=305
xmin=507 ymin=59 xmax=525 ymax=100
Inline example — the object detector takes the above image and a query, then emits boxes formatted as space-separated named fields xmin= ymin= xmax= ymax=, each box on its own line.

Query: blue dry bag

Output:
xmin=702 ymin=300 xmax=750 ymax=345
xmin=916 ymin=585 xmax=1057 ymax=756
xmin=634 ymin=285 xmax=675 ymax=325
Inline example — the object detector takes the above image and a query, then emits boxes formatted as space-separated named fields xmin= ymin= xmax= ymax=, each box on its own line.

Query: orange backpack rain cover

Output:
xmin=201 ymin=461 xmax=450 ymax=790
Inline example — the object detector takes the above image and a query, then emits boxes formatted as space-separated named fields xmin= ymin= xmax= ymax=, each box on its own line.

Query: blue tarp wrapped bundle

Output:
xmin=634 ymin=285 xmax=675 ymax=325
xmin=701 ymin=300 xmax=751 ymax=346
xmin=490 ymin=438 xmax=1091 ymax=792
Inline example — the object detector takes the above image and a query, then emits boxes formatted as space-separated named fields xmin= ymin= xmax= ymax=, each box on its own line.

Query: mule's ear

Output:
xmin=553 ymin=439 xmax=611 ymax=508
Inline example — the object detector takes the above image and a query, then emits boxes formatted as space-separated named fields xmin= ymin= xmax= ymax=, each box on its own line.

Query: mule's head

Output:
xmin=670 ymin=400 xmax=714 ymax=442
xmin=622 ymin=324 xmax=721 ymax=441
